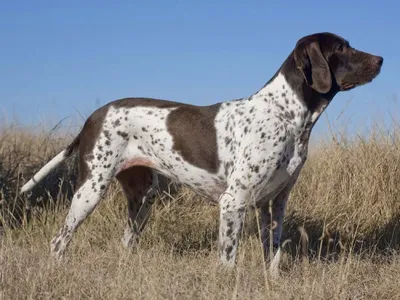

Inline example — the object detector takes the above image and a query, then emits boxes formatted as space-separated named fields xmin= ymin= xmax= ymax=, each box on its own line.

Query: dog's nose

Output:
xmin=374 ymin=56 xmax=384 ymax=66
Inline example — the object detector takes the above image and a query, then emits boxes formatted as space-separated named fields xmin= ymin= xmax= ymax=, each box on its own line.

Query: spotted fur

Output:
xmin=21 ymin=32 xmax=383 ymax=276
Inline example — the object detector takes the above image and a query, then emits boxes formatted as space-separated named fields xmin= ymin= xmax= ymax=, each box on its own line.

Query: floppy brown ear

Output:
xmin=294 ymin=40 xmax=332 ymax=93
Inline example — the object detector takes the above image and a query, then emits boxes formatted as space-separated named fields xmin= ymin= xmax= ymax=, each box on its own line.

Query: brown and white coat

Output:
xmin=21 ymin=32 xmax=383 ymax=276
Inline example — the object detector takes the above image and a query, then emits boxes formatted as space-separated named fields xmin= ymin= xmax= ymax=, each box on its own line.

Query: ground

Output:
xmin=1 ymin=121 xmax=400 ymax=299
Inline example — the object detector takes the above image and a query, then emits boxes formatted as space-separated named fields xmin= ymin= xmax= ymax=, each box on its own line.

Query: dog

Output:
xmin=20 ymin=32 xmax=383 ymax=275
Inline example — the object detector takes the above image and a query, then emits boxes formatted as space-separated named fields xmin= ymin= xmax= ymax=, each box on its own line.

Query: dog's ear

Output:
xmin=294 ymin=39 xmax=332 ymax=94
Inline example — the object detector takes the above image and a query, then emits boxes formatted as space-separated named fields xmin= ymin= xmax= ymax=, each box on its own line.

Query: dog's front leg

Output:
xmin=218 ymin=187 xmax=248 ymax=267
xmin=262 ymin=173 xmax=301 ymax=277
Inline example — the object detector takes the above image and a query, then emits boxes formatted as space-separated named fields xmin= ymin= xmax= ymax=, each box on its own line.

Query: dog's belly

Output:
xmin=119 ymin=149 xmax=227 ymax=202
xmin=156 ymin=161 xmax=226 ymax=202
xmin=119 ymin=155 xmax=226 ymax=201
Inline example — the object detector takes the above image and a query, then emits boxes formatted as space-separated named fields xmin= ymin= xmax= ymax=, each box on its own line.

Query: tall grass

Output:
xmin=1 ymin=118 xmax=400 ymax=299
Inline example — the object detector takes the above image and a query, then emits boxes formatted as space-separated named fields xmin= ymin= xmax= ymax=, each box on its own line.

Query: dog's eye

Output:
xmin=336 ymin=44 xmax=344 ymax=52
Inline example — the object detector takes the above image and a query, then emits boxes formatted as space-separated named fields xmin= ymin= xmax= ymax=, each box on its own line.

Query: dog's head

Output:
xmin=293 ymin=32 xmax=383 ymax=94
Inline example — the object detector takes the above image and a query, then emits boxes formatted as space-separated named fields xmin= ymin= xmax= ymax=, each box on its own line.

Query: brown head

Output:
xmin=280 ymin=32 xmax=383 ymax=111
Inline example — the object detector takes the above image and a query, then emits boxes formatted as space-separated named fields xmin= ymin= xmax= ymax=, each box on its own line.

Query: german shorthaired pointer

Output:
xmin=21 ymin=32 xmax=383 ymax=275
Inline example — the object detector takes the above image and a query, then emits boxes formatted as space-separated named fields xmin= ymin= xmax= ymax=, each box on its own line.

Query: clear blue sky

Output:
xmin=1 ymin=1 xmax=399 ymax=137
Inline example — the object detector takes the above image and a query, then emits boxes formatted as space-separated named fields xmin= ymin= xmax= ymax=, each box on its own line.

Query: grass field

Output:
xmin=1 ymin=119 xmax=400 ymax=299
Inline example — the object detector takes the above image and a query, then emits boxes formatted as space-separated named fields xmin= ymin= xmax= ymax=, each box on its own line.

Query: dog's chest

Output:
xmin=214 ymin=96 xmax=310 ymax=204
xmin=258 ymin=169 xmax=291 ymax=200
xmin=255 ymin=142 xmax=301 ymax=204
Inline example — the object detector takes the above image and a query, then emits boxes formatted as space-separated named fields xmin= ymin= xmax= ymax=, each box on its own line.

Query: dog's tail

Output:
xmin=20 ymin=133 xmax=81 ymax=194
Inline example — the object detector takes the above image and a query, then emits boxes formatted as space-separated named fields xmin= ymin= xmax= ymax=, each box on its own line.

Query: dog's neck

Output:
xmin=253 ymin=52 xmax=338 ymax=128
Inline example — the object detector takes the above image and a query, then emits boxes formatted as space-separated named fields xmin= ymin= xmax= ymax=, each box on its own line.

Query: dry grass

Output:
xmin=1 ymin=119 xmax=400 ymax=299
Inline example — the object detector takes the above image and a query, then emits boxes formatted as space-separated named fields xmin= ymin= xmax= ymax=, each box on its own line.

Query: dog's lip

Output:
xmin=342 ymin=83 xmax=356 ymax=90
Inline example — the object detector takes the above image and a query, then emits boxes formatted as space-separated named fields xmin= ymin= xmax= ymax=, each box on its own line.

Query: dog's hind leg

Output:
xmin=50 ymin=174 xmax=114 ymax=260
xmin=50 ymin=147 xmax=118 ymax=260
xmin=116 ymin=166 xmax=159 ymax=248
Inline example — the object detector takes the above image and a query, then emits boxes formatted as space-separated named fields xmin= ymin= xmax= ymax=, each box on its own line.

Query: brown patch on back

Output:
xmin=113 ymin=97 xmax=180 ymax=108
xmin=166 ymin=103 xmax=222 ymax=173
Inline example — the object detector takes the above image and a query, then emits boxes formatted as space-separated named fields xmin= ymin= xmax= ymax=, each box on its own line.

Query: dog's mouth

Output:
xmin=342 ymin=82 xmax=357 ymax=90
xmin=342 ymin=68 xmax=382 ymax=91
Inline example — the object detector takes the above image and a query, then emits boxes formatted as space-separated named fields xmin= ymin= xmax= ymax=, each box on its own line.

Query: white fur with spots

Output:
xmin=22 ymin=73 xmax=319 ymax=272
xmin=19 ymin=31 xmax=384 ymax=279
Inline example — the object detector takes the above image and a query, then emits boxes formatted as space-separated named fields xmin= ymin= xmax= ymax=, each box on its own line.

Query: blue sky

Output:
xmin=1 ymin=1 xmax=399 ymax=137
